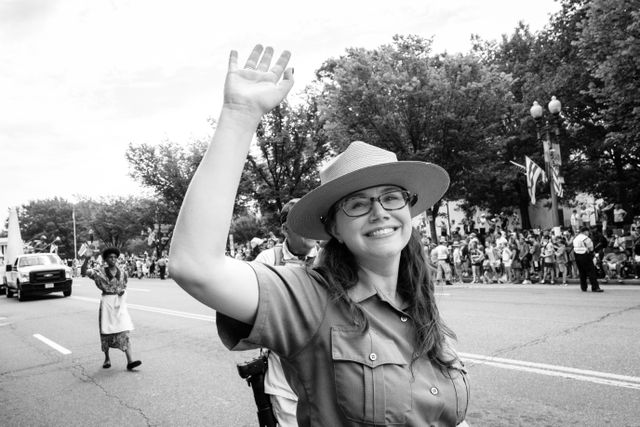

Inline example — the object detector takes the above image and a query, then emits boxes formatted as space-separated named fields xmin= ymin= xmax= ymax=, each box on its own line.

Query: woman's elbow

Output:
xmin=167 ymin=257 xmax=193 ymax=287
xmin=169 ymin=253 xmax=221 ymax=291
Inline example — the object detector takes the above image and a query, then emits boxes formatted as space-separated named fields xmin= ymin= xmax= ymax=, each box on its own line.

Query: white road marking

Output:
xmin=33 ymin=334 xmax=72 ymax=355
xmin=461 ymin=352 xmax=640 ymax=390
xmin=69 ymin=296 xmax=637 ymax=389
xmin=71 ymin=296 xmax=215 ymax=322
xmin=0 ymin=322 xmax=11 ymax=327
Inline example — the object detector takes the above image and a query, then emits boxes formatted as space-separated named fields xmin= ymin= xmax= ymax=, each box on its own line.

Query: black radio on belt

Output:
xmin=237 ymin=354 xmax=268 ymax=379
xmin=237 ymin=352 xmax=277 ymax=427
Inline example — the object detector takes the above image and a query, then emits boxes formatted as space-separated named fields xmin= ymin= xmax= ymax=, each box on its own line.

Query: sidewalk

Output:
xmin=455 ymin=277 xmax=640 ymax=286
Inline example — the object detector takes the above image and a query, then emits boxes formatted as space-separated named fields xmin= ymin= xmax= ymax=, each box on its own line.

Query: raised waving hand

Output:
xmin=224 ymin=45 xmax=294 ymax=121
xmin=170 ymin=45 xmax=294 ymax=323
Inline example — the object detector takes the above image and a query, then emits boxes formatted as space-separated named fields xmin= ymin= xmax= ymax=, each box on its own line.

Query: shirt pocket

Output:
xmin=447 ymin=359 xmax=470 ymax=425
xmin=331 ymin=327 xmax=412 ymax=425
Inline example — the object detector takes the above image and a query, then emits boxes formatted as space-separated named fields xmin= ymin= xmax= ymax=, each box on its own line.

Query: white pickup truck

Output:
xmin=5 ymin=253 xmax=73 ymax=301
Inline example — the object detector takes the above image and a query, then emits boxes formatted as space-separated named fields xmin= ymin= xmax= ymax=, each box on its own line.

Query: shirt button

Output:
xmin=369 ymin=353 xmax=377 ymax=361
xmin=400 ymin=315 xmax=408 ymax=322
xmin=430 ymin=387 xmax=439 ymax=395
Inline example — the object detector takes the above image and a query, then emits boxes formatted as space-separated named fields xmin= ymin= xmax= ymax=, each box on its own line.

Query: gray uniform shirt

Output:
xmin=217 ymin=262 xmax=469 ymax=426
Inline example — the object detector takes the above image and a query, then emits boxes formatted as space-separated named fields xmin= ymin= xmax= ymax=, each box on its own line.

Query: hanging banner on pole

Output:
xmin=551 ymin=166 xmax=563 ymax=198
xmin=551 ymin=142 xmax=562 ymax=167
xmin=525 ymin=156 xmax=547 ymax=205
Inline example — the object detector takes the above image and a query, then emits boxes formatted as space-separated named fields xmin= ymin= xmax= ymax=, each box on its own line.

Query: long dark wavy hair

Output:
xmin=313 ymin=203 xmax=457 ymax=369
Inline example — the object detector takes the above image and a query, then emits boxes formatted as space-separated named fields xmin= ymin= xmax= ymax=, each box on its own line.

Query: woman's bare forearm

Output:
xmin=169 ymin=46 xmax=293 ymax=322
xmin=174 ymin=108 xmax=260 ymax=259
xmin=169 ymin=109 xmax=260 ymax=311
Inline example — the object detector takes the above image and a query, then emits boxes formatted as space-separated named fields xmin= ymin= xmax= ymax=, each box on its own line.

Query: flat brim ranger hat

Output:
xmin=287 ymin=141 xmax=450 ymax=241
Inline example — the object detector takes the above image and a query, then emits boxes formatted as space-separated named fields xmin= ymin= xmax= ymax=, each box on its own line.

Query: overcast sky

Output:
xmin=0 ymin=0 xmax=561 ymax=228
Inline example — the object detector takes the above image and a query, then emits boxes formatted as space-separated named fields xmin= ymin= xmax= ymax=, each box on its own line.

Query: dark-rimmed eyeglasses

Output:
xmin=340 ymin=190 xmax=416 ymax=217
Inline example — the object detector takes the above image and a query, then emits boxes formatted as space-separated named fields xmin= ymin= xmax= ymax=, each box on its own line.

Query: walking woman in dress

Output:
xmin=86 ymin=247 xmax=142 ymax=370
xmin=170 ymin=45 xmax=469 ymax=426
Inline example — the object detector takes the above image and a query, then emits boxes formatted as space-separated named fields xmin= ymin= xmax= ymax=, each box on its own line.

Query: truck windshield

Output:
xmin=18 ymin=255 xmax=62 ymax=267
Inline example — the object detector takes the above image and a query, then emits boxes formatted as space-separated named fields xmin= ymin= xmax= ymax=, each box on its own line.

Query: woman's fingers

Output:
xmin=278 ymin=67 xmax=295 ymax=94
xmin=226 ymin=44 xmax=294 ymax=103
xmin=228 ymin=50 xmax=238 ymax=71
xmin=235 ymin=45 xmax=290 ymax=81
xmin=243 ymin=44 xmax=264 ymax=70
xmin=270 ymin=50 xmax=291 ymax=80
xmin=256 ymin=46 xmax=274 ymax=72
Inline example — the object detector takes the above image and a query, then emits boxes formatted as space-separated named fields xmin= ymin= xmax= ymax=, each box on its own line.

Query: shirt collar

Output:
xmin=348 ymin=284 xmax=376 ymax=303
xmin=348 ymin=282 xmax=410 ymax=311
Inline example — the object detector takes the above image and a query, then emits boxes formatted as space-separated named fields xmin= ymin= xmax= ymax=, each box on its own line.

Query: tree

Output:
xmin=17 ymin=196 xmax=163 ymax=260
xmin=88 ymin=197 xmax=156 ymax=252
xmin=126 ymin=139 xmax=208 ymax=219
xmin=243 ymin=94 xmax=330 ymax=231
xmin=574 ymin=0 xmax=640 ymax=210
xmin=127 ymin=97 xmax=329 ymax=239
xmin=230 ymin=215 xmax=268 ymax=246
xmin=475 ymin=0 xmax=640 ymax=216
xmin=18 ymin=198 xmax=75 ymax=259
xmin=126 ymin=138 xmax=212 ymax=255
xmin=315 ymin=35 xmax=516 ymax=236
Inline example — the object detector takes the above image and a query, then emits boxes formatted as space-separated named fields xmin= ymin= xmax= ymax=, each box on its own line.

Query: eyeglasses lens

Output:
xmin=342 ymin=190 xmax=411 ymax=217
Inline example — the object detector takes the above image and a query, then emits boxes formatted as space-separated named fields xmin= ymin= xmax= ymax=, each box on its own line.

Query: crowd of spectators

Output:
xmin=424 ymin=211 xmax=640 ymax=285
xmin=217 ymin=204 xmax=640 ymax=287
xmin=80 ymin=252 xmax=170 ymax=280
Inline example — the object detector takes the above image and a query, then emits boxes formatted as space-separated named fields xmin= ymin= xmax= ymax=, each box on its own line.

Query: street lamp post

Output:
xmin=530 ymin=96 xmax=563 ymax=234
xmin=72 ymin=206 xmax=77 ymax=262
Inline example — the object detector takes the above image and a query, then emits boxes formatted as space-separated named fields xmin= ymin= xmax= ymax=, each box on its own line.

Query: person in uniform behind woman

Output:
xmin=169 ymin=44 xmax=469 ymax=426
xmin=86 ymin=247 xmax=142 ymax=370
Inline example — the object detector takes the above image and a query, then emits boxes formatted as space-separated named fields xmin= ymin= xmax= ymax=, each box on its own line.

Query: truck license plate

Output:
xmin=44 ymin=283 xmax=54 ymax=289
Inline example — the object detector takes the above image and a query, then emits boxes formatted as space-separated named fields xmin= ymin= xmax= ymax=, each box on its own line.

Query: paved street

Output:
xmin=1 ymin=277 xmax=638 ymax=426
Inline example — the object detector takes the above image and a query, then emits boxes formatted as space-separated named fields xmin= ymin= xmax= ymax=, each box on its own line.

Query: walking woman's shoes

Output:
xmin=127 ymin=360 xmax=142 ymax=371
xmin=102 ymin=361 xmax=111 ymax=369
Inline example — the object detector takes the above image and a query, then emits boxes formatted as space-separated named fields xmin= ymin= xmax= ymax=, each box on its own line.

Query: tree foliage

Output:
xmin=315 ymin=35 xmax=517 ymax=233
xmin=18 ymin=198 xmax=76 ymax=259
xmin=242 ymin=95 xmax=330 ymax=232
xmin=574 ymin=0 xmax=640 ymax=208
xmin=126 ymin=139 xmax=208 ymax=218
xmin=88 ymin=197 xmax=156 ymax=250
xmin=474 ymin=0 xmax=640 ymax=215
xmin=126 ymin=95 xmax=329 ymax=241
xmin=17 ymin=196 xmax=156 ymax=258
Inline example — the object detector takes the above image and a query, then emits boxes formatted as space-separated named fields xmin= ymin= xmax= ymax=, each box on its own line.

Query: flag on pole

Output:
xmin=147 ymin=229 xmax=156 ymax=246
xmin=509 ymin=160 xmax=526 ymax=172
xmin=525 ymin=156 xmax=547 ymax=205
xmin=551 ymin=166 xmax=563 ymax=198
xmin=78 ymin=243 xmax=87 ymax=257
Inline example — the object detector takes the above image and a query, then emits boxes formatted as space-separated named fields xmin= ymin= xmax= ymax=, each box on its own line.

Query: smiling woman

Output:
xmin=169 ymin=44 xmax=469 ymax=426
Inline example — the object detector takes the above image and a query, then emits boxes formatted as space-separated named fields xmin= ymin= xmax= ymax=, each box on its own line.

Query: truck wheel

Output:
xmin=17 ymin=287 xmax=25 ymax=302
xmin=63 ymin=289 xmax=72 ymax=297
xmin=6 ymin=287 xmax=13 ymax=298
